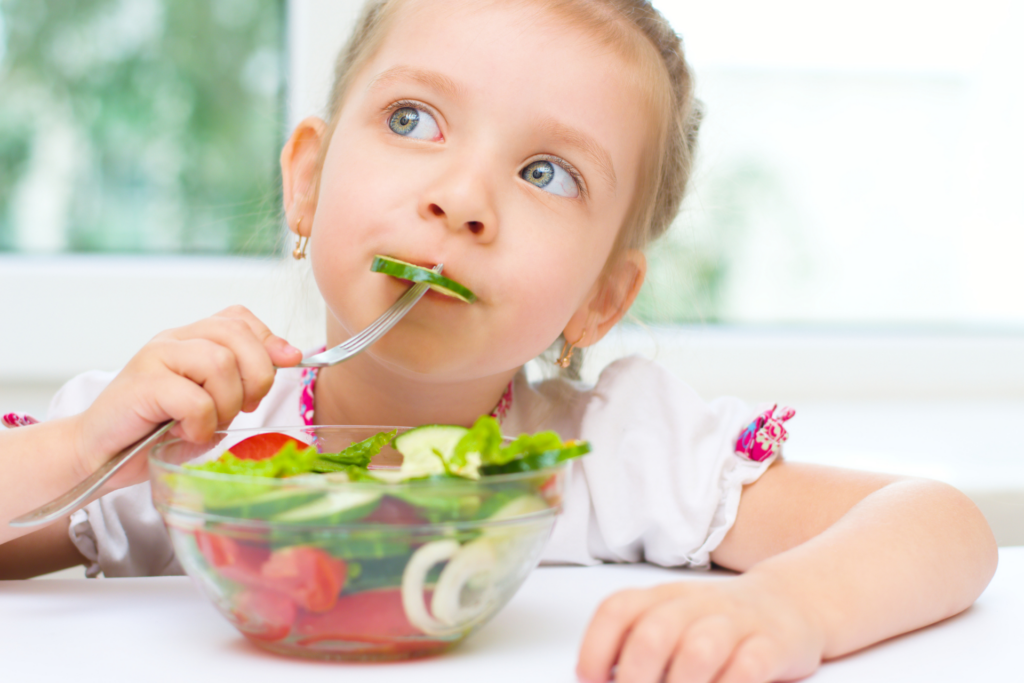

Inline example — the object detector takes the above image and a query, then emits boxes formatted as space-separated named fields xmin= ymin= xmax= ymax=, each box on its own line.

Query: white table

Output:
xmin=3 ymin=548 xmax=1022 ymax=682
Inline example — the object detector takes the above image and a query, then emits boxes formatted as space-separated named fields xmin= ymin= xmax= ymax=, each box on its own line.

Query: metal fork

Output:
xmin=9 ymin=265 xmax=441 ymax=528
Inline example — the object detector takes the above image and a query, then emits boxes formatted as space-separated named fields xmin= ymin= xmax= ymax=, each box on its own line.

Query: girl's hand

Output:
xmin=71 ymin=305 xmax=302 ymax=490
xmin=576 ymin=574 xmax=825 ymax=683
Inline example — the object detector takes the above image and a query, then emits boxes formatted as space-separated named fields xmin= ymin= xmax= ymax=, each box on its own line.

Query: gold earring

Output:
xmin=292 ymin=217 xmax=308 ymax=260
xmin=555 ymin=329 xmax=587 ymax=368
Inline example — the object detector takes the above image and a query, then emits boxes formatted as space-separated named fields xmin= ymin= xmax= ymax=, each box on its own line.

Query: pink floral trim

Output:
xmin=734 ymin=405 xmax=795 ymax=462
xmin=299 ymin=366 xmax=318 ymax=426
xmin=2 ymin=412 xmax=40 ymax=429
xmin=297 ymin=350 xmax=513 ymax=426
xmin=491 ymin=381 xmax=513 ymax=422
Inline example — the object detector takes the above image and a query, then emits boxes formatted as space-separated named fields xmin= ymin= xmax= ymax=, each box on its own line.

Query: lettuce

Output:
xmin=186 ymin=430 xmax=397 ymax=479
xmin=452 ymin=415 xmax=587 ymax=471
xmin=187 ymin=441 xmax=320 ymax=477
xmin=315 ymin=429 xmax=396 ymax=471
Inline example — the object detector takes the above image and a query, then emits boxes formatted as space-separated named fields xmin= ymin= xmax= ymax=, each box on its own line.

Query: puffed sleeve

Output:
xmin=539 ymin=357 xmax=785 ymax=569
xmin=45 ymin=371 xmax=183 ymax=577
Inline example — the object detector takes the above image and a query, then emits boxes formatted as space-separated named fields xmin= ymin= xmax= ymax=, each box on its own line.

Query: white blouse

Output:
xmin=48 ymin=357 xmax=778 ymax=577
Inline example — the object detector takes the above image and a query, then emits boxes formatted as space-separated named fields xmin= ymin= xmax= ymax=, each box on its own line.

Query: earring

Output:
xmin=292 ymin=217 xmax=308 ymax=260
xmin=555 ymin=329 xmax=587 ymax=368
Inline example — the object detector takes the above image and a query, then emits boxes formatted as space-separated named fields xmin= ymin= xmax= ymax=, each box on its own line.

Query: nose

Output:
xmin=417 ymin=157 xmax=499 ymax=243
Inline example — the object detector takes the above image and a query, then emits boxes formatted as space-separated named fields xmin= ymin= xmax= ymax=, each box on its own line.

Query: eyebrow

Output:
xmin=537 ymin=117 xmax=617 ymax=193
xmin=366 ymin=66 xmax=465 ymax=101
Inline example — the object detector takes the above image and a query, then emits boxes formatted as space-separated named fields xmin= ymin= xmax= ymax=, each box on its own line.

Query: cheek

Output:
xmin=315 ymin=141 xmax=394 ymax=237
xmin=307 ymin=136 xmax=410 ymax=326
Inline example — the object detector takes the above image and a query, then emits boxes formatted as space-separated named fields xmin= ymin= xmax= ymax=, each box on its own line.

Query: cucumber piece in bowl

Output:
xmin=393 ymin=424 xmax=470 ymax=478
xmin=272 ymin=490 xmax=382 ymax=525
xmin=370 ymin=255 xmax=476 ymax=303
xmin=205 ymin=488 xmax=325 ymax=519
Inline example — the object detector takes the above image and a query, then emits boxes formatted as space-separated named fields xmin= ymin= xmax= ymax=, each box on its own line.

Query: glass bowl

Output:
xmin=149 ymin=426 xmax=567 ymax=661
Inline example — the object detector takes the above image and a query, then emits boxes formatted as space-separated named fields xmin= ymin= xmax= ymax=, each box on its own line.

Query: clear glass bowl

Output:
xmin=150 ymin=426 xmax=566 ymax=661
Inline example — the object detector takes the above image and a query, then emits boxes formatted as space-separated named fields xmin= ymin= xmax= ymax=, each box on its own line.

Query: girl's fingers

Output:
xmin=144 ymin=373 xmax=220 ymax=445
xmin=577 ymin=588 xmax=672 ymax=683
xmin=665 ymin=615 xmax=740 ymax=683
xmin=213 ymin=305 xmax=303 ymax=368
xmin=156 ymin=339 xmax=244 ymax=430
xmin=613 ymin=600 xmax=691 ymax=683
xmin=715 ymin=635 xmax=786 ymax=683
xmin=166 ymin=316 xmax=276 ymax=413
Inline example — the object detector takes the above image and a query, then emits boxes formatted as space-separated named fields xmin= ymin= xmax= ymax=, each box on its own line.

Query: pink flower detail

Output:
xmin=2 ymin=412 xmax=40 ymax=429
xmin=735 ymin=405 xmax=795 ymax=462
xmin=299 ymin=367 xmax=319 ymax=427
xmin=490 ymin=381 xmax=514 ymax=422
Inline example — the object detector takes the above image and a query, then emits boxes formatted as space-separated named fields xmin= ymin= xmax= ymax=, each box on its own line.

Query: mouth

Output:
xmin=371 ymin=255 xmax=477 ymax=304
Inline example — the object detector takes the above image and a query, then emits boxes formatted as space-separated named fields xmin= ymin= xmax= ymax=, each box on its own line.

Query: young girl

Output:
xmin=1 ymin=0 xmax=997 ymax=681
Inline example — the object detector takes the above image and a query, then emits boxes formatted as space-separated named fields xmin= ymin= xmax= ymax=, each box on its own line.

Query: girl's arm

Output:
xmin=0 ymin=306 xmax=301 ymax=573
xmin=576 ymin=461 xmax=997 ymax=683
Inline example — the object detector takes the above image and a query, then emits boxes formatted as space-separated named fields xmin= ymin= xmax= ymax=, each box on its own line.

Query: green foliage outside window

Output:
xmin=0 ymin=0 xmax=285 ymax=254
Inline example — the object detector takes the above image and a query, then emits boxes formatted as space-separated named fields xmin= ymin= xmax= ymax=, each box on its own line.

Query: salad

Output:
xmin=159 ymin=417 xmax=589 ymax=656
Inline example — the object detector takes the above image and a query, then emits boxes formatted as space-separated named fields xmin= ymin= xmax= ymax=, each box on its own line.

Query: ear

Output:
xmin=563 ymin=249 xmax=647 ymax=347
xmin=280 ymin=116 xmax=328 ymax=237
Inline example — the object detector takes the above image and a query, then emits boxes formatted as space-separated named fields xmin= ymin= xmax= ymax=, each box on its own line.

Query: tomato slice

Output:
xmin=228 ymin=432 xmax=306 ymax=461
xmin=294 ymin=588 xmax=441 ymax=645
xmin=233 ymin=589 xmax=296 ymax=642
xmin=261 ymin=546 xmax=347 ymax=614
xmin=195 ymin=531 xmax=271 ymax=587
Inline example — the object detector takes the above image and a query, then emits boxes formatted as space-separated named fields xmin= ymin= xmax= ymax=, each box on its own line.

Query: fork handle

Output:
xmin=8 ymin=420 xmax=177 ymax=528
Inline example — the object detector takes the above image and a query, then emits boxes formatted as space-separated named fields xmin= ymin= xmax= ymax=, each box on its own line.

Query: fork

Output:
xmin=9 ymin=265 xmax=442 ymax=528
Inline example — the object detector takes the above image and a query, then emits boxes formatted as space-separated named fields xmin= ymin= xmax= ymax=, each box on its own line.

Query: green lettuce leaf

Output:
xmin=492 ymin=430 xmax=565 ymax=465
xmin=186 ymin=440 xmax=320 ymax=478
xmin=452 ymin=415 xmax=503 ymax=467
xmin=453 ymin=415 xmax=583 ymax=468
xmin=315 ymin=429 xmax=396 ymax=470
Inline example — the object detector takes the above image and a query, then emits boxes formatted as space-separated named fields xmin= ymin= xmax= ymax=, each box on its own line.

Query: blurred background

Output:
xmin=1 ymin=0 xmax=1022 ymax=544
xmin=3 ymin=0 xmax=1022 ymax=324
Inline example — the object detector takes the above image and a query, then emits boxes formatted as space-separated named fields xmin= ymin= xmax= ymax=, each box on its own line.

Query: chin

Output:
xmin=365 ymin=334 xmax=476 ymax=379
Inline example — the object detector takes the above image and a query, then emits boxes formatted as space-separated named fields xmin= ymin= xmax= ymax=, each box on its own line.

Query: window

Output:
xmin=642 ymin=0 xmax=1024 ymax=328
xmin=0 ymin=0 xmax=286 ymax=254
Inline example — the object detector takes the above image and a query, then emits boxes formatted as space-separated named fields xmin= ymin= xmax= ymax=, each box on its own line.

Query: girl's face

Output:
xmin=305 ymin=0 xmax=651 ymax=381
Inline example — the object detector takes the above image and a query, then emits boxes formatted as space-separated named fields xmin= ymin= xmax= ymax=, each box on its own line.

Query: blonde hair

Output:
xmin=319 ymin=0 xmax=700 ymax=258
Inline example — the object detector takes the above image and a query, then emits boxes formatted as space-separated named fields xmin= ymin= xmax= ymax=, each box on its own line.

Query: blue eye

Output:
xmin=520 ymin=160 xmax=579 ymax=198
xmin=388 ymin=106 xmax=441 ymax=141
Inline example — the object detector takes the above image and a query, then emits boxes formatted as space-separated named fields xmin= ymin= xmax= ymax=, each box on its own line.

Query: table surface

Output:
xmin=2 ymin=548 xmax=1021 ymax=682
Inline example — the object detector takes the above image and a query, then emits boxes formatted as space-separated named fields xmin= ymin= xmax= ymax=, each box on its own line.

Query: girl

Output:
xmin=1 ymin=1 xmax=997 ymax=681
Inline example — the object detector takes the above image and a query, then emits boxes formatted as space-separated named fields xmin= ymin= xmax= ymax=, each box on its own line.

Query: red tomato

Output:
xmin=233 ymin=589 xmax=296 ymax=642
xmin=195 ymin=531 xmax=270 ymax=587
xmin=261 ymin=546 xmax=347 ymax=614
xmin=228 ymin=432 xmax=306 ymax=461
xmin=294 ymin=588 xmax=445 ymax=648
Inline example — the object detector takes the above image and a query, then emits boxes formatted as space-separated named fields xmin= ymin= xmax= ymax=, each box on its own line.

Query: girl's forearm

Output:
xmin=0 ymin=416 xmax=89 ymax=544
xmin=744 ymin=479 xmax=997 ymax=659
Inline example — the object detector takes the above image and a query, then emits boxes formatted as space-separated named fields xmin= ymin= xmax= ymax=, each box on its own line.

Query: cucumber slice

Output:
xmin=205 ymin=488 xmax=325 ymax=519
xmin=272 ymin=490 xmax=382 ymax=525
xmin=370 ymin=255 xmax=476 ymax=303
xmin=394 ymin=424 xmax=471 ymax=478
